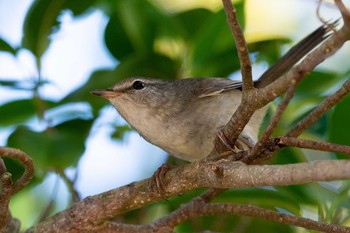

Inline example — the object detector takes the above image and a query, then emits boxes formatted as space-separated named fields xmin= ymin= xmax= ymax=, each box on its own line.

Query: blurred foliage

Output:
xmin=0 ymin=37 xmax=18 ymax=55
xmin=0 ymin=0 xmax=349 ymax=232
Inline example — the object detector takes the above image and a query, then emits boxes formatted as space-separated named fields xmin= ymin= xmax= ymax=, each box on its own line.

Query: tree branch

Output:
xmin=222 ymin=0 xmax=253 ymax=91
xmin=0 ymin=147 xmax=34 ymax=194
xmin=92 ymin=198 xmax=350 ymax=233
xmin=278 ymin=136 xmax=350 ymax=155
xmin=287 ymin=79 xmax=350 ymax=137
xmin=249 ymin=78 xmax=298 ymax=157
xmin=214 ymin=5 xmax=350 ymax=155
xmin=28 ymin=159 xmax=350 ymax=232
xmin=0 ymin=147 xmax=34 ymax=232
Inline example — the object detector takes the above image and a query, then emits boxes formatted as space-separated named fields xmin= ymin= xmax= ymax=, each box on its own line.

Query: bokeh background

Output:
xmin=1 ymin=0 xmax=350 ymax=231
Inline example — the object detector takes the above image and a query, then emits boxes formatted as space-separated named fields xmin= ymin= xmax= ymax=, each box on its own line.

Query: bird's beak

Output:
xmin=91 ymin=89 xmax=121 ymax=99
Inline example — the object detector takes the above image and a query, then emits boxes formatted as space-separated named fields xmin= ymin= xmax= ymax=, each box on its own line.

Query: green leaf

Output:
xmin=62 ymin=0 xmax=96 ymax=16
xmin=271 ymin=71 xmax=341 ymax=137
xmin=173 ymin=8 xmax=213 ymax=40
xmin=0 ymin=79 xmax=49 ymax=90
xmin=22 ymin=0 xmax=95 ymax=58
xmin=275 ymin=182 xmax=336 ymax=208
xmin=329 ymin=93 xmax=350 ymax=159
xmin=295 ymin=71 xmax=340 ymax=99
xmin=249 ymin=39 xmax=288 ymax=65
xmin=22 ymin=0 xmax=67 ymax=58
xmin=48 ymin=119 xmax=92 ymax=167
xmin=2 ymin=157 xmax=25 ymax=182
xmin=2 ymin=156 xmax=44 ymax=189
xmin=0 ymin=99 xmax=36 ymax=126
xmin=291 ymin=109 xmax=330 ymax=138
xmin=104 ymin=13 xmax=135 ymax=60
xmin=7 ymin=119 xmax=92 ymax=170
xmin=0 ymin=80 xmax=19 ymax=87
xmin=190 ymin=6 xmax=244 ymax=77
xmin=192 ymin=49 xmax=241 ymax=77
xmin=177 ymin=209 xmax=293 ymax=232
xmin=104 ymin=0 xmax=173 ymax=60
xmin=7 ymin=126 xmax=50 ymax=170
xmin=111 ymin=124 xmax=132 ymax=140
xmin=0 ymin=99 xmax=53 ymax=127
xmin=272 ymin=147 xmax=306 ymax=164
xmin=113 ymin=53 xmax=178 ymax=79
xmin=218 ymin=189 xmax=302 ymax=216
xmin=0 ymin=37 xmax=17 ymax=55
xmin=325 ymin=182 xmax=350 ymax=224
xmin=167 ymin=188 xmax=301 ymax=232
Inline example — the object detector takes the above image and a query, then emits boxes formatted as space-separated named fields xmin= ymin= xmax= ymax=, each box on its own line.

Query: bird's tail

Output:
xmin=255 ymin=22 xmax=334 ymax=88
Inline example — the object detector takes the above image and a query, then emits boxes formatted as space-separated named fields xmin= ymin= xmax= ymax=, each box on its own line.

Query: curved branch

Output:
xmin=0 ymin=147 xmax=33 ymax=232
xmin=0 ymin=147 xmax=34 ymax=194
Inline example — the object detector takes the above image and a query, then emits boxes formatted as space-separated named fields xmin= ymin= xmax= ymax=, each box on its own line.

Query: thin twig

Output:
xmin=249 ymin=78 xmax=298 ymax=158
xmin=56 ymin=169 xmax=81 ymax=202
xmin=37 ymin=175 xmax=60 ymax=223
xmin=198 ymin=188 xmax=226 ymax=202
xmin=278 ymin=136 xmax=350 ymax=155
xmin=335 ymin=0 xmax=350 ymax=24
xmin=317 ymin=0 xmax=329 ymax=25
xmin=0 ymin=158 xmax=6 ymax=174
xmin=287 ymin=79 xmax=350 ymax=137
xmin=97 ymin=202 xmax=350 ymax=233
xmin=153 ymin=202 xmax=350 ymax=233
xmin=221 ymin=0 xmax=253 ymax=91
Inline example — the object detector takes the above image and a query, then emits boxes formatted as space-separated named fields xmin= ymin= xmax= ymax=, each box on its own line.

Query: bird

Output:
xmin=92 ymin=24 xmax=331 ymax=162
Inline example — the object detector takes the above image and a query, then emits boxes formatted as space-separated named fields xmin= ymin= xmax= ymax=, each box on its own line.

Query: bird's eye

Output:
xmin=132 ymin=80 xmax=145 ymax=90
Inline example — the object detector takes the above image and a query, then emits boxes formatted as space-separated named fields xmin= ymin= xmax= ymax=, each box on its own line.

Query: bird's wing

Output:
xmin=198 ymin=80 xmax=243 ymax=98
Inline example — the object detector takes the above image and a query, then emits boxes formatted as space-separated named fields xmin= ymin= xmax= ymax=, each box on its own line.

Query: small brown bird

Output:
xmin=92 ymin=24 xmax=330 ymax=161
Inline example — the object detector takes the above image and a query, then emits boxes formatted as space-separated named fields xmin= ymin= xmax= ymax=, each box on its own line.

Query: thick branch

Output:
xmin=29 ymin=159 xmax=350 ymax=232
